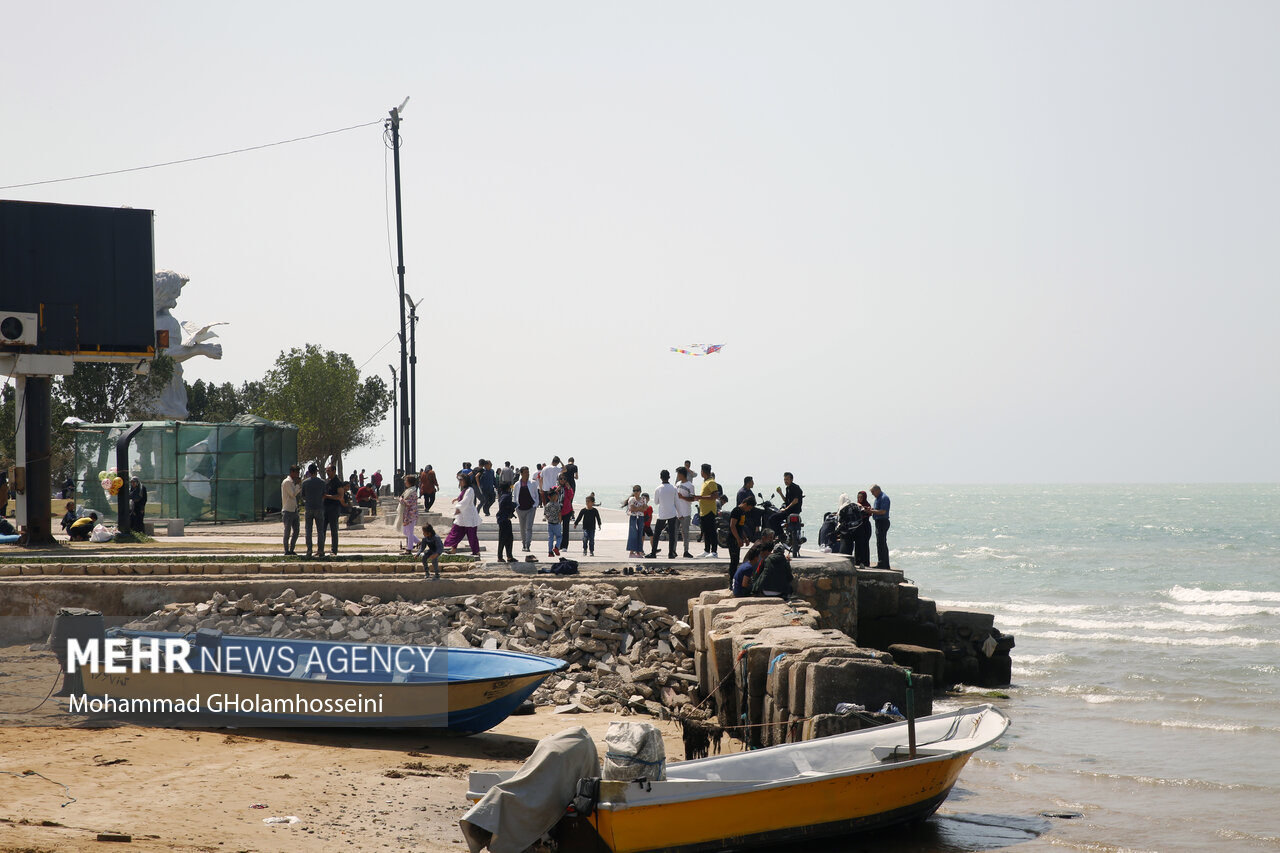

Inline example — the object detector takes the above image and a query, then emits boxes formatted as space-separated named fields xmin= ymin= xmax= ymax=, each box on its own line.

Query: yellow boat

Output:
xmin=466 ymin=704 xmax=1009 ymax=853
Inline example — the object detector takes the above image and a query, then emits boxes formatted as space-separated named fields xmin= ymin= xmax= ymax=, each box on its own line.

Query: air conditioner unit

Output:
xmin=0 ymin=312 xmax=38 ymax=346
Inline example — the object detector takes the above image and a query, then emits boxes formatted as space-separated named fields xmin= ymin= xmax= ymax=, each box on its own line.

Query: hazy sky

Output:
xmin=4 ymin=2 xmax=1277 ymax=483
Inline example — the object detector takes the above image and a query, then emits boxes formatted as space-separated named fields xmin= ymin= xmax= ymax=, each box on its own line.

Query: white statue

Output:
xmin=150 ymin=270 xmax=225 ymax=420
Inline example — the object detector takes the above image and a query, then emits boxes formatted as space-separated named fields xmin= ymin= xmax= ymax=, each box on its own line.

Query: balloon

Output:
xmin=98 ymin=471 xmax=108 ymax=481
xmin=101 ymin=479 xmax=111 ymax=489
xmin=112 ymin=477 xmax=124 ymax=489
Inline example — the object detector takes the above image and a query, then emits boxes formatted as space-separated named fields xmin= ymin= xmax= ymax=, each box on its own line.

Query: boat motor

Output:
xmin=50 ymin=607 xmax=105 ymax=696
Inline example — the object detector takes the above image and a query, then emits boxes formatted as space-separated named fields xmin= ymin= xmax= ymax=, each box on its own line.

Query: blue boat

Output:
xmin=58 ymin=617 xmax=566 ymax=733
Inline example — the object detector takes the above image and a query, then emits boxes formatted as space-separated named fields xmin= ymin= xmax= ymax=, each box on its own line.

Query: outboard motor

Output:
xmin=50 ymin=607 xmax=105 ymax=696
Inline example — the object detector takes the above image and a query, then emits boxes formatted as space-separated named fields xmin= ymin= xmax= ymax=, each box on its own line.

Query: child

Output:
xmin=574 ymin=494 xmax=602 ymax=557
xmin=495 ymin=486 xmax=516 ymax=563
xmin=416 ymin=524 xmax=444 ymax=579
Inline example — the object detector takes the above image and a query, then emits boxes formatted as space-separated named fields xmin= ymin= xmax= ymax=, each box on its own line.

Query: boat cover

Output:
xmin=459 ymin=726 xmax=599 ymax=853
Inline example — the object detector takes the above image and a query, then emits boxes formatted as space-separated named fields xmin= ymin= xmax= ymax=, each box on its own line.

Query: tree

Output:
xmin=55 ymin=357 xmax=174 ymax=425
xmin=185 ymin=378 xmax=267 ymax=422
xmin=3 ymin=361 xmax=172 ymax=483
xmin=257 ymin=345 xmax=390 ymax=474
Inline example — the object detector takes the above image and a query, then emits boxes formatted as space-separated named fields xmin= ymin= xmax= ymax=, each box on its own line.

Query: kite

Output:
xmin=669 ymin=343 xmax=725 ymax=356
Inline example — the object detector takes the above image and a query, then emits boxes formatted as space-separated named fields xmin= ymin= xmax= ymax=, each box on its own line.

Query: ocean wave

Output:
xmin=998 ymin=615 xmax=1239 ymax=633
xmin=939 ymin=600 xmax=1093 ymax=615
xmin=1117 ymin=716 xmax=1279 ymax=735
xmin=1158 ymin=602 xmax=1280 ymax=618
xmin=1074 ymin=769 xmax=1267 ymax=792
xmin=1018 ymin=630 xmax=1275 ymax=648
xmin=1167 ymin=586 xmax=1280 ymax=604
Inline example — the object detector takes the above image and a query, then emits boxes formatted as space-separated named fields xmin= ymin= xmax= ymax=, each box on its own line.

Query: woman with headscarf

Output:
xmin=624 ymin=485 xmax=647 ymax=558
xmin=839 ymin=490 xmax=874 ymax=567
xmin=398 ymin=474 xmax=420 ymax=553
xmin=443 ymin=472 xmax=482 ymax=556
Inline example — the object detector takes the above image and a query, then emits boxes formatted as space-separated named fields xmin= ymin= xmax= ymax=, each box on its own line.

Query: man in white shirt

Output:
xmin=539 ymin=456 xmax=563 ymax=501
xmin=647 ymin=469 xmax=679 ymax=559
xmin=673 ymin=466 xmax=697 ymax=559
xmin=280 ymin=465 xmax=302 ymax=556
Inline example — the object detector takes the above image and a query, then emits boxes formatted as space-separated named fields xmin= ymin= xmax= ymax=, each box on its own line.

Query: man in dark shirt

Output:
xmin=563 ymin=457 xmax=579 ymax=494
xmin=478 ymin=460 xmax=497 ymax=516
xmin=736 ymin=476 xmax=755 ymax=507
xmin=727 ymin=494 xmax=762 ymax=580
xmin=323 ymin=465 xmax=344 ymax=556
xmin=300 ymin=464 xmax=328 ymax=558
xmin=770 ymin=472 xmax=804 ymax=532
xmin=869 ymin=484 xmax=891 ymax=568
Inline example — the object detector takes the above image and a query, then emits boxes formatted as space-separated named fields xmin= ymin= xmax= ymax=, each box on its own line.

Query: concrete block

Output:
xmin=804 ymin=658 xmax=933 ymax=719
xmin=916 ymin=597 xmax=937 ymax=624
xmin=897 ymin=583 xmax=919 ymax=616
xmin=887 ymin=643 xmax=946 ymax=683
xmin=857 ymin=578 xmax=899 ymax=620
xmin=938 ymin=609 xmax=995 ymax=632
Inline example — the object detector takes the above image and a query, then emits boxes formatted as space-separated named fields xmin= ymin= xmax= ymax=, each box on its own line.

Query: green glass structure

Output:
xmin=73 ymin=416 xmax=298 ymax=522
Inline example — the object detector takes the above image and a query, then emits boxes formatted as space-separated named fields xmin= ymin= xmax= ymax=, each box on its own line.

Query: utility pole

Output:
xmin=386 ymin=97 xmax=412 ymax=480
xmin=405 ymin=293 xmax=421 ymax=471
xmin=388 ymin=363 xmax=397 ymax=493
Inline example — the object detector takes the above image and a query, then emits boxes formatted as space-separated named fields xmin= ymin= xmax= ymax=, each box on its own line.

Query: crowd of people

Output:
xmin=367 ymin=457 xmax=893 ymax=593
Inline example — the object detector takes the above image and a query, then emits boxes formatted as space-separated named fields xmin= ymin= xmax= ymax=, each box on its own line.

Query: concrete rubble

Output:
xmin=687 ymin=589 xmax=934 ymax=749
xmin=123 ymin=582 xmax=701 ymax=717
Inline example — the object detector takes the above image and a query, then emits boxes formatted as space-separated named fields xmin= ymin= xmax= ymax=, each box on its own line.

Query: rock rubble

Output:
xmin=123 ymin=582 xmax=701 ymax=716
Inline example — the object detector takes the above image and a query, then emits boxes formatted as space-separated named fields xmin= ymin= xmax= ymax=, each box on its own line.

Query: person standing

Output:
xmin=477 ymin=460 xmax=497 ymax=516
xmin=736 ymin=476 xmax=755 ymax=506
xmin=281 ymin=465 xmax=302 ymax=555
xmin=419 ymin=465 xmax=438 ymax=512
xmin=647 ymin=470 xmax=678 ymax=559
xmin=868 ymin=484 xmax=891 ymax=568
xmin=300 ymin=464 xmax=327 ymax=558
xmin=358 ymin=468 xmax=366 ymax=487
xmin=322 ymin=465 xmax=344 ymax=556
xmin=399 ymin=475 xmax=421 ymax=553
xmin=624 ymin=485 xmax=647 ymax=558
xmin=575 ymin=494 xmax=601 ymax=556
xmin=557 ymin=473 xmax=575 ymax=552
xmin=539 ymin=456 xmax=562 ymax=501
xmin=697 ymin=464 xmax=719 ymax=559
xmin=495 ymin=486 xmax=516 ymax=563
xmin=513 ymin=466 xmax=540 ymax=552
xmin=543 ymin=480 xmax=564 ymax=558
xmin=498 ymin=461 xmax=516 ymax=493
xmin=371 ymin=469 xmax=383 ymax=494
xmin=674 ymin=466 xmax=696 ymax=558
xmin=443 ymin=473 xmax=482 ymax=556
xmin=128 ymin=477 xmax=148 ymax=533
xmin=563 ymin=457 xmax=579 ymax=495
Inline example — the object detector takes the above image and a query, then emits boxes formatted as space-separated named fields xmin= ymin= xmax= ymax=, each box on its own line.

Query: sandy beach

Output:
xmin=0 ymin=643 xmax=691 ymax=852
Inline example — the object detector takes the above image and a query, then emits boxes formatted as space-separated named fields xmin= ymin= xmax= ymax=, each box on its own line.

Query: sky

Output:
xmin=4 ymin=2 xmax=1277 ymax=484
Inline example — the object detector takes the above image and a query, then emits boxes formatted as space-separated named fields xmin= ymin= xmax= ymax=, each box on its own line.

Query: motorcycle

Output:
xmin=757 ymin=493 xmax=805 ymax=557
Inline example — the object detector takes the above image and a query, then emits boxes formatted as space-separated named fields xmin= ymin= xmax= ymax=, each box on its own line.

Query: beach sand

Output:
xmin=0 ymin=643 xmax=691 ymax=852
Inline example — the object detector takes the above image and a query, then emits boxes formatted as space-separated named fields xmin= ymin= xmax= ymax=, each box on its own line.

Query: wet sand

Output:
xmin=0 ymin=643 xmax=688 ymax=852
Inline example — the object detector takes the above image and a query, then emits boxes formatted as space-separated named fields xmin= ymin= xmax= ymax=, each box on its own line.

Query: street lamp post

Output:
xmin=405 ymin=292 xmax=421 ymax=471
xmin=388 ymin=363 xmax=397 ymax=493
xmin=386 ymin=97 xmax=412 ymax=480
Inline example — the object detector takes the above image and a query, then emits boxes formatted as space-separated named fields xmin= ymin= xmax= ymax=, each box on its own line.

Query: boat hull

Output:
xmin=69 ymin=629 xmax=565 ymax=732
xmin=594 ymin=751 xmax=967 ymax=853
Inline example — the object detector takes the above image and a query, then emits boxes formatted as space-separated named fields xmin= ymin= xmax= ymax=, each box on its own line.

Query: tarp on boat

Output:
xmin=459 ymin=726 xmax=599 ymax=853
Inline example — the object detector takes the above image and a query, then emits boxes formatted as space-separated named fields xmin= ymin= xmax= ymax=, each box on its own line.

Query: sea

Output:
xmin=593 ymin=483 xmax=1280 ymax=852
